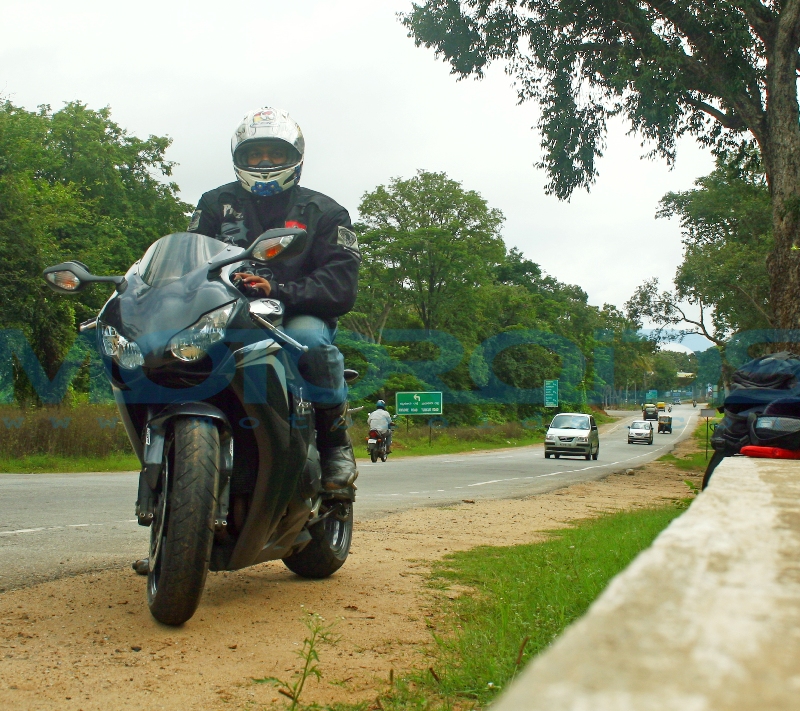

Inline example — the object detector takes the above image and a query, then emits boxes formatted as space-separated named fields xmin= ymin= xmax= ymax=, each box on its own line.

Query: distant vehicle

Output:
xmin=544 ymin=413 xmax=600 ymax=461
xmin=628 ymin=420 xmax=654 ymax=445
xmin=673 ymin=398 xmax=682 ymax=405
xmin=656 ymin=401 xmax=667 ymax=411
xmin=642 ymin=404 xmax=658 ymax=421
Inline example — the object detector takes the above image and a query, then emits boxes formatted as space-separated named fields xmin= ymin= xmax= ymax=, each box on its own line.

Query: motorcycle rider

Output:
xmin=133 ymin=107 xmax=359 ymax=576
xmin=188 ymin=107 xmax=360 ymax=492
xmin=367 ymin=399 xmax=393 ymax=453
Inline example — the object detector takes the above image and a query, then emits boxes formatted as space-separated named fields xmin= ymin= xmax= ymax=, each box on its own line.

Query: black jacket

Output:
xmin=187 ymin=183 xmax=360 ymax=320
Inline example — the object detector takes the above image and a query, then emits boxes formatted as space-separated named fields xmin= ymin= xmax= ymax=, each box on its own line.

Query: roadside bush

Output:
xmin=0 ymin=405 xmax=131 ymax=458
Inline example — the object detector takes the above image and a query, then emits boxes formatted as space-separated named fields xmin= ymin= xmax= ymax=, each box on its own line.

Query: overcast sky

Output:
xmin=2 ymin=0 xmax=715 ymax=347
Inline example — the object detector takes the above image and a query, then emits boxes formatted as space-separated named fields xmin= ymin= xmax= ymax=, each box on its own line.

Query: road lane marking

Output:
xmin=0 ymin=527 xmax=47 ymax=537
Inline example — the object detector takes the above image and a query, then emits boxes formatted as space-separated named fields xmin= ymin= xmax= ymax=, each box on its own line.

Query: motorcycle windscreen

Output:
xmin=139 ymin=232 xmax=228 ymax=288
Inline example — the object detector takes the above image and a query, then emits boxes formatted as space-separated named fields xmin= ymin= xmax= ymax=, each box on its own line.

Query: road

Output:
xmin=0 ymin=406 xmax=698 ymax=592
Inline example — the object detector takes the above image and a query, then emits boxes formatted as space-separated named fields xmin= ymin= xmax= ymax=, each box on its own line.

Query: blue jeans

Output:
xmin=282 ymin=315 xmax=347 ymax=407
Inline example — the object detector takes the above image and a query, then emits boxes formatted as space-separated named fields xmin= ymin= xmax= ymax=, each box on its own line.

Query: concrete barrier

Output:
xmin=492 ymin=457 xmax=800 ymax=710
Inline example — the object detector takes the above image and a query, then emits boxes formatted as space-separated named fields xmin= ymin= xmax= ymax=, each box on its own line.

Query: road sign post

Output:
xmin=395 ymin=392 xmax=444 ymax=447
xmin=544 ymin=379 xmax=559 ymax=408
xmin=700 ymin=408 xmax=716 ymax=460
xmin=395 ymin=392 xmax=443 ymax=416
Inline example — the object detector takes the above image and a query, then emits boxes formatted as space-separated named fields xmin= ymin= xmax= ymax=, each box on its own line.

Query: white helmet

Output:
xmin=231 ymin=108 xmax=305 ymax=196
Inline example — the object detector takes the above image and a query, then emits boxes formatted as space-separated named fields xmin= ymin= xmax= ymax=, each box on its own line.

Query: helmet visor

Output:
xmin=234 ymin=139 xmax=300 ymax=170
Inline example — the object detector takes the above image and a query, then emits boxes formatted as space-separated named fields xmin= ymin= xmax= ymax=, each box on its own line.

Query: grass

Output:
xmin=0 ymin=453 xmax=140 ymax=474
xmin=357 ymin=504 xmax=690 ymax=711
xmin=0 ymin=405 xmax=620 ymax=472
xmin=656 ymin=414 xmax=722 ymax=473
xmin=352 ymin=421 xmax=544 ymax=460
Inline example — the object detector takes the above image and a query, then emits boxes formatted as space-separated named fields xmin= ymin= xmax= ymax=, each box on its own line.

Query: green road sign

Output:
xmin=646 ymin=390 xmax=658 ymax=401
xmin=544 ymin=379 xmax=559 ymax=407
xmin=395 ymin=391 xmax=443 ymax=416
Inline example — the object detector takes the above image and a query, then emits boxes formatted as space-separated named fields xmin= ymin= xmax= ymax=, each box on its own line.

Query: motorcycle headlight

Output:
xmin=168 ymin=303 xmax=235 ymax=362
xmin=99 ymin=324 xmax=145 ymax=370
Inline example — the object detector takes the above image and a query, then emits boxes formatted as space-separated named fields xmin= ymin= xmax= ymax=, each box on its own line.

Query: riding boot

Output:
xmin=315 ymin=402 xmax=359 ymax=491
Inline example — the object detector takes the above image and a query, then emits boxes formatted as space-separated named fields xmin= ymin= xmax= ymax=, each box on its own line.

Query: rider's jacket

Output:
xmin=188 ymin=183 xmax=360 ymax=320
xmin=367 ymin=409 xmax=393 ymax=431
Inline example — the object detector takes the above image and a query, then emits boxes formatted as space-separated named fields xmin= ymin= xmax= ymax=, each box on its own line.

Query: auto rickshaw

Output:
xmin=658 ymin=413 xmax=673 ymax=434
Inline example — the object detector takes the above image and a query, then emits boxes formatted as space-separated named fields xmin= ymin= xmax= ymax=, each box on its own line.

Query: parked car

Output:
xmin=642 ymin=404 xmax=658 ymax=421
xmin=628 ymin=420 xmax=654 ymax=445
xmin=544 ymin=412 xmax=600 ymax=460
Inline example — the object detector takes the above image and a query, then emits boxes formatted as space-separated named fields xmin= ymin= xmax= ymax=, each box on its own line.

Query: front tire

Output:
xmin=147 ymin=418 xmax=219 ymax=626
xmin=592 ymin=446 xmax=599 ymax=461
xmin=283 ymin=501 xmax=353 ymax=578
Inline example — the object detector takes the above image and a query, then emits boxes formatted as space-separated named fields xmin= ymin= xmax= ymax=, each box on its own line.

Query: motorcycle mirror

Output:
xmin=208 ymin=228 xmax=308 ymax=273
xmin=251 ymin=228 xmax=308 ymax=264
xmin=43 ymin=262 xmax=125 ymax=294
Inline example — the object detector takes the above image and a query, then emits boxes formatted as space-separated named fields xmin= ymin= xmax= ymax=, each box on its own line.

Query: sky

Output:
xmin=1 ymin=0 xmax=716 ymax=346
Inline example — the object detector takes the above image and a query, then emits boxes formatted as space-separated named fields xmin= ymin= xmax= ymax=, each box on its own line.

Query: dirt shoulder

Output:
xmin=0 ymin=438 xmax=702 ymax=711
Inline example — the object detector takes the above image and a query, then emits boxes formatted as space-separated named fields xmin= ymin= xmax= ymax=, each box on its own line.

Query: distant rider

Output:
xmin=367 ymin=400 xmax=393 ymax=453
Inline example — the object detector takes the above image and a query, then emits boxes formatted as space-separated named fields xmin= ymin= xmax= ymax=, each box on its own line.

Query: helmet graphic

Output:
xmin=231 ymin=108 xmax=305 ymax=197
xmin=376 ymin=400 xmax=386 ymax=409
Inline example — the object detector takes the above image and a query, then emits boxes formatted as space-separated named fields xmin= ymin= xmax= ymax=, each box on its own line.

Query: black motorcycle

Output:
xmin=44 ymin=229 xmax=356 ymax=626
xmin=366 ymin=428 xmax=389 ymax=463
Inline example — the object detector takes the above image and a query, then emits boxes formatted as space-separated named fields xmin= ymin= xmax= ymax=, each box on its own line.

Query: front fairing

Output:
xmin=97 ymin=235 xmax=249 ymax=369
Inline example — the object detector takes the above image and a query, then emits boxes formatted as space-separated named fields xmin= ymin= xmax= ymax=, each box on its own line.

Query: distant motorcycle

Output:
xmin=366 ymin=429 xmax=389 ymax=463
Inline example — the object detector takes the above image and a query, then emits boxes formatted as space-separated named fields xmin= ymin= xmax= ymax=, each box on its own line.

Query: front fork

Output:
xmin=135 ymin=407 xmax=233 ymax=528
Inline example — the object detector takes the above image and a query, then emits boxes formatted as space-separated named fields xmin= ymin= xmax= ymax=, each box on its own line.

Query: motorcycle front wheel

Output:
xmin=147 ymin=417 xmax=219 ymax=626
xmin=282 ymin=501 xmax=353 ymax=579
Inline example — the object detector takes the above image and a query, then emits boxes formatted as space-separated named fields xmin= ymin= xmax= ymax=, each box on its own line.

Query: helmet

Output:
xmin=376 ymin=400 xmax=386 ymax=409
xmin=231 ymin=108 xmax=305 ymax=197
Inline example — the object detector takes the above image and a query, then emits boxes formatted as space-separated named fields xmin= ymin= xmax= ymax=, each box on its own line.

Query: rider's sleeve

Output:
xmin=269 ymin=208 xmax=361 ymax=319
xmin=186 ymin=195 xmax=221 ymax=238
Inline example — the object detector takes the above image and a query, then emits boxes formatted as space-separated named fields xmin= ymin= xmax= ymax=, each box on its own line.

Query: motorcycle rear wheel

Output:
xmin=282 ymin=501 xmax=353 ymax=579
xmin=147 ymin=417 xmax=219 ymax=626
xmin=370 ymin=450 xmax=378 ymax=463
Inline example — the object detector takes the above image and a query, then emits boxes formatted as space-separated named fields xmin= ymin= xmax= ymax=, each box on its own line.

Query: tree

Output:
xmin=403 ymin=1 xmax=800 ymax=331
xmin=626 ymin=150 xmax=772 ymax=380
xmin=0 ymin=100 xmax=190 ymax=402
xmin=356 ymin=170 xmax=506 ymax=334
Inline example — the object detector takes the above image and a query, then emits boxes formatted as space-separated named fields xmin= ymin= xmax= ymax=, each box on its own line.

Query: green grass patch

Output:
xmin=369 ymin=505 xmax=688 ymax=710
xmin=657 ymin=416 xmax=721 ymax=472
xmin=0 ymin=453 xmax=140 ymax=474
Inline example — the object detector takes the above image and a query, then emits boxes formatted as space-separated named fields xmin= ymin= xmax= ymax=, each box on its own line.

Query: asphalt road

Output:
xmin=0 ymin=406 xmax=699 ymax=592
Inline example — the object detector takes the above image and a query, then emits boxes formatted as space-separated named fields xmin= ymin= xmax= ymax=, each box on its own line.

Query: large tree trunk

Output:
xmin=763 ymin=4 xmax=800 ymax=333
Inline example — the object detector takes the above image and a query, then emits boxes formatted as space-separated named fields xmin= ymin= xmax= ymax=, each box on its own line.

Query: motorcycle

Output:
xmin=43 ymin=229 xmax=356 ymax=626
xmin=366 ymin=429 xmax=389 ymax=463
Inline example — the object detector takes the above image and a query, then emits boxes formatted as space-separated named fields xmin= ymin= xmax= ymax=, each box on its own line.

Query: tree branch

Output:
xmin=733 ymin=283 xmax=774 ymax=326
xmin=737 ymin=0 xmax=777 ymax=45
xmin=684 ymin=97 xmax=746 ymax=130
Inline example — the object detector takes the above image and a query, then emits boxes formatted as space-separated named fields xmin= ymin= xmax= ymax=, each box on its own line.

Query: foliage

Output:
xmin=401 ymin=1 xmax=800 ymax=331
xmin=403 ymin=2 xmax=775 ymax=197
xmin=344 ymin=171 xmax=653 ymax=421
xmin=626 ymin=150 xmax=771 ymax=383
xmin=0 ymin=99 xmax=191 ymax=403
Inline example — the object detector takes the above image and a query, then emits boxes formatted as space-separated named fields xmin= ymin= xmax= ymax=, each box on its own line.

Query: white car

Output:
xmin=544 ymin=412 xmax=600 ymax=460
xmin=628 ymin=420 xmax=654 ymax=445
